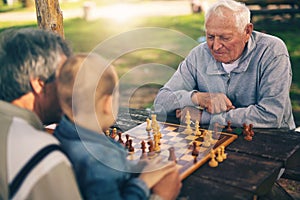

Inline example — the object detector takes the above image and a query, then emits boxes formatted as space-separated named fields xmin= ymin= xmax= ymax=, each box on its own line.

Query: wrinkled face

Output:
xmin=205 ymin=9 xmax=252 ymax=64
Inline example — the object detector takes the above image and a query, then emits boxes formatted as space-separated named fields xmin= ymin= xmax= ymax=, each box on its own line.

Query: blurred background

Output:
xmin=1 ymin=1 xmax=299 ymax=198
xmin=0 ymin=0 xmax=299 ymax=127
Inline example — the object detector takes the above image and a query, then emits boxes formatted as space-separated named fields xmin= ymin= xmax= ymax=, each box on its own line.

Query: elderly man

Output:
xmin=154 ymin=0 xmax=295 ymax=129
xmin=0 ymin=28 xmax=81 ymax=199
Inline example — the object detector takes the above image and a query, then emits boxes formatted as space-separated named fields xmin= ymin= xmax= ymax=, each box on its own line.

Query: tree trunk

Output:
xmin=34 ymin=0 xmax=64 ymax=38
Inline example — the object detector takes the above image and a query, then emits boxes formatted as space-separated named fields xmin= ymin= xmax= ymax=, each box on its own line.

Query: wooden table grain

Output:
xmin=113 ymin=108 xmax=300 ymax=200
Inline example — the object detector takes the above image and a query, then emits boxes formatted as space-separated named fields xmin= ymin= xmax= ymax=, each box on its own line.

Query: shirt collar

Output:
xmin=56 ymin=115 xmax=111 ymax=144
xmin=0 ymin=100 xmax=44 ymax=130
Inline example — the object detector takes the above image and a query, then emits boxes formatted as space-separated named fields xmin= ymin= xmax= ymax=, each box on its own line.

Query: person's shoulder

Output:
xmin=186 ymin=42 xmax=211 ymax=62
xmin=253 ymin=31 xmax=287 ymax=47
xmin=253 ymin=31 xmax=288 ymax=54
xmin=8 ymin=116 xmax=70 ymax=168
xmin=10 ymin=116 xmax=59 ymax=143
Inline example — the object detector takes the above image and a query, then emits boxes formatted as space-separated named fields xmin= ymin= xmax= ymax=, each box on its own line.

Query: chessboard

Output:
xmin=119 ymin=119 xmax=238 ymax=180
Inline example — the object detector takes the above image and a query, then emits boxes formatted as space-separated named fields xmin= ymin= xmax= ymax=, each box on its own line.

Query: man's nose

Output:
xmin=212 ymin=38 xmax=223 ymax=51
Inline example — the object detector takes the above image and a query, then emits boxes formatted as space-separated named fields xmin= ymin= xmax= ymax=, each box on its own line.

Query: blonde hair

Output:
xmin=57 ymin=53 xmax=118 ymax=120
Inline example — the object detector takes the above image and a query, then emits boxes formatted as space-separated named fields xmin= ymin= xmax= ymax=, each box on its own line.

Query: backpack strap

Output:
xmin=9 ymin=144 xmax=64 ymax=199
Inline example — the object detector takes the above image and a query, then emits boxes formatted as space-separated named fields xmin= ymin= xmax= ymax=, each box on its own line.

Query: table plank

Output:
xmin=190 ymin=151 xmax=282 ymax=196
xmin=114 ymin=108 xmax=300 ymax=196
xmin=179 ymin=176 xmax=255 ymax=200
xmin=226 ymin=129 xmax=300 ymax=165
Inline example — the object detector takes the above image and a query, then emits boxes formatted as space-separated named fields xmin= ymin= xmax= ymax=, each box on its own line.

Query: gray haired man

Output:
xmin=0 ymin=28 xmax=82 ymax=200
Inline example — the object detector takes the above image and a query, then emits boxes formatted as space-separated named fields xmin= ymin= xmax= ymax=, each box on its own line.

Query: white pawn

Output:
xmin=221 ymin=146 xmax=227 ymax=160
xmin=195 ymin=120 xmax=201 ymax=136
xmin=146 ymin=118 xmax=151 ymax=132
xmin=216 ymin=147 xmax=223 ymax=162
xmin=208 ymin=150 xmax=218 ymax=167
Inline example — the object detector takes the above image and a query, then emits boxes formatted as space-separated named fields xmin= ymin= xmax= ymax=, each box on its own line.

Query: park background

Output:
xmin=0 ymin=0 xmax=300 ymax=198
xmin=0 ymin=0 xmax=299 ymax=125
xmin=0 ymin=1 xmax=299 ymax=123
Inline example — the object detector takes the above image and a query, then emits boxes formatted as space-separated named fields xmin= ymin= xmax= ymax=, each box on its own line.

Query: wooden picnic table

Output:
xmin=113 ymin=108 xmax=300 ymax=200
xmin=237 ymin=0 xmax=300 ymax=18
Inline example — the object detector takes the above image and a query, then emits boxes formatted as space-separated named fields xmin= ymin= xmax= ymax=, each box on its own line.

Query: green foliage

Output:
xmin=0 ymin=13 xmax=299 ymax=116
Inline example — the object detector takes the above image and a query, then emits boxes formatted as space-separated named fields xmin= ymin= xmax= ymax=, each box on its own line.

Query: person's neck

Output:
xmin=11 ymin=92 xmax=35 ymax=112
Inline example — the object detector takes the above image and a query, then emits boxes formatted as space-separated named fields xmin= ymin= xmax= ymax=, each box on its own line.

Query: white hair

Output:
xmin=205 ymin=0 xmax=251 ymax=33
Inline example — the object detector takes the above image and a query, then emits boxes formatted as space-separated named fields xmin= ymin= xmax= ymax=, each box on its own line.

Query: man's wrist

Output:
xmin=191 ymin=90 xmax=199 ymax=106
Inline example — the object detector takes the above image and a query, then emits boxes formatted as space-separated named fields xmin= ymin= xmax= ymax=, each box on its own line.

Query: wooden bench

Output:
xmin=237 ymin=0 xmax=300 ymax=19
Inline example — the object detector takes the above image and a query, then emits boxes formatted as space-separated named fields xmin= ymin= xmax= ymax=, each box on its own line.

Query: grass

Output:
xmin=0 ymin=12 xmax=299 ymax=124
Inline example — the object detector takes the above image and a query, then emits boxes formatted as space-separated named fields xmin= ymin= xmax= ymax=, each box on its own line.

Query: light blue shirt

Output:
xmin=154 ymin=31 xmax=295 ymax=129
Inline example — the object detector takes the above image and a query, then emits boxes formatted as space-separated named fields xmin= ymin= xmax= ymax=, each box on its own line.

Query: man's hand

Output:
xmin=176 ymin=106 xmax=202 ymax=123
xmin=151 ymin=167 xmax=182 ymax=200
xmin=191 ymin=92 xmax=235 ymax=114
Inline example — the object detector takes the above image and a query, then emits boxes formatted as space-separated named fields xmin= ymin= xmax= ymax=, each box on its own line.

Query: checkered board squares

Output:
xmin=122 ymin=121 xmax=237 ymax=180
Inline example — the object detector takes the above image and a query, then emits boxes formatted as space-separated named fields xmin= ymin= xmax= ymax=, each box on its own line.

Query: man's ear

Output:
xmin=30 ymin=78 xmax=44 ymax=94
xmin=245 ymin=23 xmax=253 ymax=42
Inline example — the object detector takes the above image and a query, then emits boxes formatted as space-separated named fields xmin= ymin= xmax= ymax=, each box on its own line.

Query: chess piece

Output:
xmin=146 ymin=118 xmax=152 ymax=132
xmin=140 ymin=140 xmax=147 ymax=159
xmin=118 ymin=131 xmax=124 ymax=144
xmin=193 ymin=156 xmax=197 ymax=164
xmin=244 ymin=131 xmax=253 ymax=141
xmin=226 ymin=121 xmax=233 ymax=133
xmin=105 ymin=130 xmax=110 ymax=137
xmin=156 ymin=124 xmax=162 ymax=139
xmin=191 ymin=141 xmax=199 ymax=157
xmin=128 ymin=139 xmax=134 ymax=152
xmin=184 ymin=110 xmax=193 ymax=134
xmin=243 ymin=124 xmax=252 ymax=141
xmin=110 ymin=128 xmax=117 ymax=139
xmin=125 ymin=134 xmax=130 ymax=149
xmin=242 ymin=123 xmax=249 ymax=135
xmin=216 ymin=147 xmax=223 ymax=162
xmin=249 ymin=124 xmax=254 ymax=136
xmin=195 ymin=120 xmax=201 ymax=136
xmin=220 ymin=146 xmax=227 ymax=160
xmin=168 ymin=147 xmax=177 ymax=163
xmin=154 ymin=134 xmax=161 ymax=152
xmin=147 ymin=140 xmax=155 ymax=157
xmin=208 ymin=150 xmax=218 ymax=167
